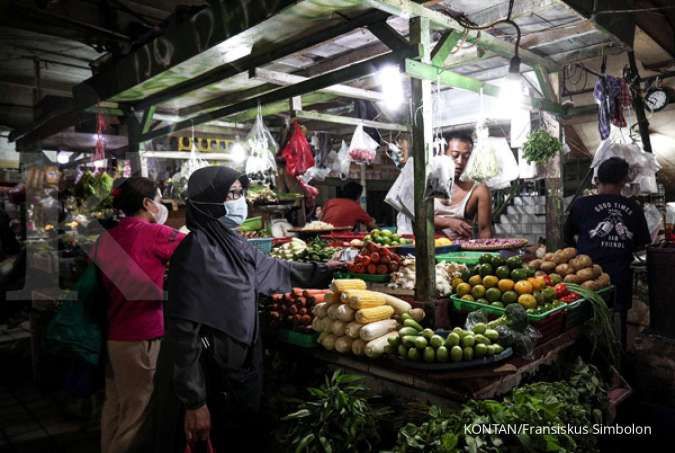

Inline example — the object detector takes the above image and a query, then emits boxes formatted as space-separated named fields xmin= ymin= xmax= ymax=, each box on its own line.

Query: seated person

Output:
xmin=322 ymin=182 xmax=375 ymax=230
xmin=434 ymin=133 xmax=493 ymax=239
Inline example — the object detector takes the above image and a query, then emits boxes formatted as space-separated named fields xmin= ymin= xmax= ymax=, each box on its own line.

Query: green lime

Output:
xmin=495 ymin=265 xmax=511 ymax=279
xmin=491 ymin=301 xmax=504 ymax=307
xmin=479 ymin=264 xmax=494 ymax=277
xmin=477 ymin=298 xmax=489 ymax=305
xmin=506 ymin=256 xmax=523 ymax=270
xmin=542 ymin=287 xmax=556 ymax=302
xmin=485 ymin=287 xmax=502 ymax=302
xmin=492 ymin=255 xmax=505 ymax=267
xmin=471 ymin=285 xmax=486 ymax=299
xmin=479 ymin=254 xmax=493 ymax=264
xmin=502 ymin=290 xmax=518 ymax=304
xmin=446 ymin=332 xmax=460 ymax=347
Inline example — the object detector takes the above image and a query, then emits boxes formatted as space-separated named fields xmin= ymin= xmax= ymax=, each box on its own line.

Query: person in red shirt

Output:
xmin=321 ymin=181 xmax=375 ymax=229
xmin=95 ymin=177 xmax=185 ymax=453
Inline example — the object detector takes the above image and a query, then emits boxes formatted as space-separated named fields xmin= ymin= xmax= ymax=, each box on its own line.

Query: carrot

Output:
xmin=292 ymin=288 xmax=304 ymax=297
xmin=310 ymin=293 xmax=327 ymax=304
xmin=303 ymin=289 xmax=330 ymax=297
xmin=271 ymin=293 xmax=284 ymax=302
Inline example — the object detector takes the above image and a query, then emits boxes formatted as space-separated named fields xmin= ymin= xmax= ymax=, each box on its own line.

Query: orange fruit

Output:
xmin=514 ymin=280 xmax=534 ymax=295
xmin=461 ymin=294 xmax=475 ymax=301
xmin=498 ymin=279 xmax=515 ymax=292
xmin=482 ymin=275 xmax=498 ymax=288
xmin=528 ymin=277 xmax=546 ymax=291
xmin=456 ymin=283 xmax=472 ymax=296
xmin=518 ymin=294 xmax=537 ymax=309
xmin=468 ymin=275 xmax=482 ymax=286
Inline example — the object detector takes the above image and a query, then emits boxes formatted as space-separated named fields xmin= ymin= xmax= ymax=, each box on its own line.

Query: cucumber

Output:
xmin=403 ymin=318 xmax=424 ymax=331
xmin=423 ymin=346 xmax=435 ymax=363
xmin=407 ymin=347 xmax=420 ymax=361
xmin=474 ymin=334 xmax=491 ymax=345
xmin=398 ymin=327 xmax=419 ymax=337
xmin=436 ymin=345 xmax=449 ymax=362
xmin=414 ymin=336 xmax=428 ymax=349
xmin=485 ymin=329 xmax=499 ymax=341
xmin=445 ymin=332 xmax=460 ymax=347
xmin=388 ymin=335 xmax=400 ymax=348
xmin=402 ymin=335 xmax=419 ymax=347
xmin=492 ymin=344 xmax=504 ymax=354
xmin=397 ymin=344 xmax=407 ymax=357
xmin=463 ymin=346 xmax=474 ymax=361
xmin=421 ymin=328 xmax=435 ymax=340
xmin=400 ymin=312 xmax=412 ymax=321
xmin=430 ymin=335 xmax=444 ymax=349
xmin=450 ymin=345 xmax=463 ymax=362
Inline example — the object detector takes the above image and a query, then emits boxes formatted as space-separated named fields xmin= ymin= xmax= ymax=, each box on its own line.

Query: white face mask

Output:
xmin=152 ymin=201 xmax=169 ymax=225
xmin=220 ymin=196 xmax=248 ymax=228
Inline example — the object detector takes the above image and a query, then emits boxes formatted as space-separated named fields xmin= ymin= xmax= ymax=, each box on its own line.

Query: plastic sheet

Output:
xmin=643 ymin=203 xmax=663 ymax=243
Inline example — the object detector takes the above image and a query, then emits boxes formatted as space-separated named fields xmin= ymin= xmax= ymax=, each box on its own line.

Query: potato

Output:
xmin=582 ymin=280 xmax=600 ymax=291
xmin=540 ymin=261 xmax=557 ymax=273
xmin=535 ymin=270 xmax=547 ymax=277
xmin=564 ymin=274 xmax=581 ymax=284
xmin=528 ymin=259 xmax=543 ymax=270
xmin=562 ymin=247 xmax=577 ymax=261
xmin=596 ymin=273 xmax=611 ymax=288
xmin=543 ymin=252 xmax=555 ymax=261
xmin=555 ymin=263 xmax=571 ymax=276
xmin=576 ymin=268 xmax=595 ymax=283
xmin=551 ymin=253 xmax=565 ymax=265
xmin=575 ymin=255 xmax=592 ymax=269
xmin=568 ymin=257 xmax=582 ymax=272
xmin=591 ymin=264 xmax=603 ymax=279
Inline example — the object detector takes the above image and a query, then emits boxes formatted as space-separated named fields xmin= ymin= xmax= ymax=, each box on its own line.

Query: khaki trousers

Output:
xmin=101 ymin=339 xmax=161 ymax=453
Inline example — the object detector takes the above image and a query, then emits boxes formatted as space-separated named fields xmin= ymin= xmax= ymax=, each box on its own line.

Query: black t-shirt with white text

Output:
xmin=564 ymin=194 xmax=650 ymax=309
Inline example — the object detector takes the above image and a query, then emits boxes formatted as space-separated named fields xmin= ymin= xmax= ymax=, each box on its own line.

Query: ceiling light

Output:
xmin=230 ymin=141 xmax=247 ymax=164
xmin=378 ymin=65 xmax=404 ymax=111
xmin=56 ymin=151 xmax=71 ymax=164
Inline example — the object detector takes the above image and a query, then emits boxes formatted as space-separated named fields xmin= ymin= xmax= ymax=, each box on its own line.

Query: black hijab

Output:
xmin=167 ymin=166 xmax=291 ymax=345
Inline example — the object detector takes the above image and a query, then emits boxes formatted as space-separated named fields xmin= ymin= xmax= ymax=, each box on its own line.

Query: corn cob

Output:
xmin=342 ymin=290 xmax=386 ymax=310
xmin=331 ymin=279 xmax=367 ymax=292
xmin=355 ymin=305 xmax=395 ymax=324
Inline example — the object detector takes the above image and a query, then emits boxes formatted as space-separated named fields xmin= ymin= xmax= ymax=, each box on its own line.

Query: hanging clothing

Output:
xmin=594 ymin=75 xmax=632 ymax=139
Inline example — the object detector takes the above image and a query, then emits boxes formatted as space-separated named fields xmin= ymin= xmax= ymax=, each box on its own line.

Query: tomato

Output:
xmin=554 ymin=283 xmax=569 ymax=298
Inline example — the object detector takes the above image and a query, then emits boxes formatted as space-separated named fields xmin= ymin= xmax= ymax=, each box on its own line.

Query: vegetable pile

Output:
xmin=387 ymin=258 xmax=467 ymax=296
xmin=270 ymin=238 xmax=307 ymax=261
xmin=301 ymin=238 xmax=341 ymax=263
xmin=528 ymin=247 xmax=611 ymax=292
xmin=348 ymin=242 xmax=401 ymax=275
xmin=522 ymin=129 xmax=563 ymax=164
xmin=270 ymin=238 xmax=340 ymax=262
xmin=312 ymin=279 xmax=420 ymax=358
xmin=389 ymin=315 xmax=505 ymax=364
xmin=265 ymin=288 xmax=330 ymax=332
xmin=246 ymin=184 xmax=278 ymax=205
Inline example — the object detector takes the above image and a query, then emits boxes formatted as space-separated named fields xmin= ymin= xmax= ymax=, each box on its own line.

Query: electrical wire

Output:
xmin=453 ymin=0 xmax=521 ymax=59
xmin=594 ymin=5 xmax=675 ymax=15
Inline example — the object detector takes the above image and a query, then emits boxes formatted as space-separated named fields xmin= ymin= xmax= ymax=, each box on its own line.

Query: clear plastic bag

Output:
xmin=385 ymin=158 xmax=415 ymax=219
xmin=300 ymin=166 xmax=331 ymax=184
xmin=485 ymin=137 xmax=519 ymax=189
xmin=643 ymin=203 xmax=663 ymax=243
xmin=424 ymin=154 xmax=454 ymax=199
xmin=348 ymin=124 xmax=378 ymax=165
xmin=591 ymin=139 xmax=661 ymax=194
xmin=245 ymin=113 xmax=278 ymax=187
xmin=460 ymin=122 xmax=500 ymax=182
xmin=332 ymin=140 xmax=351 ymax=180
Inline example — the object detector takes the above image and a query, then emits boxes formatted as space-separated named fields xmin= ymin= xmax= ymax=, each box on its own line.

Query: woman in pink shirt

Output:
xmin=95 ymin=177 xmax=185 ymax=453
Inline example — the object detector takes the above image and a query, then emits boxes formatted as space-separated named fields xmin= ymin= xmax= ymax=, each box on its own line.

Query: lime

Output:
xmin=479 ymin=264 xmax=494 ymax=277
xmin=482 ymin=275 xmax=498 ymax=288
xmin=495 ymin=265 xmax=511 ymax=280
xmin=502 ymin=290 xmax=518 ymax=304
xmin=479 ymin=254 xmax=493 ymax=264
xmin=446 ymin=332 xmax=460 ymax=347
xmin=468 ymin=275 xmax=482 ymax=286
xmin=492 ymin=255 xmax=505 ymax=267
xmin=506 ymin=256 xmax=523 ymax=269
xmin=542 ymin=287 xmax=556 ymax=302
xmin=477 ymin=298 xmax=489 ymax=305
xmin=491 ymin=301 xmax=504 ymax=307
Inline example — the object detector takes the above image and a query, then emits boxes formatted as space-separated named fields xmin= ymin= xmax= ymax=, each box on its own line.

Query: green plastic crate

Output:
xmin=450 ymin=295 xmax=567 ymax=321
xmin=436 ymin=251 xmax=500 ymax=265
xmin=343 ymin=272 xmax=391 ymax=283
xmin=278 ymin=329 xmax=318 ymax=348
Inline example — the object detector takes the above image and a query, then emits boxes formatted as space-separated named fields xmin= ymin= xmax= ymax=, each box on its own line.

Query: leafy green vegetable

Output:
xmin=522 ymin=129 xmax=562 ymax=164
xmin=280 ymin=370 xmax=389 ymax=452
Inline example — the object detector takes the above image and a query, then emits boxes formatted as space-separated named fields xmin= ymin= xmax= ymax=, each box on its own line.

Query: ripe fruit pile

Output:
xmin=453 ymin=254 xmax=564 ymax=314
xmin=363 ymin=229 xmax=411 ymax=246
xmin=348 ymin=241 xmax=402 ymax=275
xmin=528 ymin=247 xmax=611 ymax=291
xmin=388 ymin=314 xmax=505 ymax=363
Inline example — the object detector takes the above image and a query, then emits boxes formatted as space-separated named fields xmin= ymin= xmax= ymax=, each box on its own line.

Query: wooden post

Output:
xmin=409 ymin=16 xmax=436 ymax=304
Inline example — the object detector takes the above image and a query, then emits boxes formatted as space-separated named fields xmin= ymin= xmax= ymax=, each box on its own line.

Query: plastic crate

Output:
xmin=531 ymin=310 xmax=566 ymax=343
xmin=248 ymin=238 xmax=272 ymax=254
xmin=278 ymin=329 xmax=318 ymax=348
xmin=450 ymin=295 xmax=567 ymax=321
xmin=342 ymin=272 xmax=391 ymax=283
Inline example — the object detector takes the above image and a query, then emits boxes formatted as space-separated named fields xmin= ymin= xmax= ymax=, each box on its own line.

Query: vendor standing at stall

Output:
xmin=137 ymin=166 xmax=343 ymax=453
xmin=434 ymin=133 xmax=493 ymax=239
xmin=564 ymin=157 xmax=650 ymax=346
xmin=322 ymin=181 xmax=375 ymax=230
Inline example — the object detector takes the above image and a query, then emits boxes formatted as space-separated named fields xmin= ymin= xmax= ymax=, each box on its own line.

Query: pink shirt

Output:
xmin=95 ymin=217 xmax=185 ymax=341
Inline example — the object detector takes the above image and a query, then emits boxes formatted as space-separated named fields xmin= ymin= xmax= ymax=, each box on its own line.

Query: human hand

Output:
xmin=439 ymin=217 xmax=472 ymax=238
xmin=326 ymin=260 xmax=346 ymax=270
xmin=185 ymin=404 xmax=211 ymax=442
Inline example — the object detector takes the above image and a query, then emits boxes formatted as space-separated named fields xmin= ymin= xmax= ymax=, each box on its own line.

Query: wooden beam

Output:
xmin=431 ymin=30 xmax=462 ymax=66
xmin=405 ymin=59 xmax=564 ymax=115
xmin=293 ymin=110 xmax=408 ymax=132
xmin=534 ymin=65 xmax=557 ymax=102
xmin=252 ymin=68 xmax=384 ymax=103
xmin=409 ymin=16 xmax=436 ymax=304
xmin=141 ymin=106 xmax=156 ymax=134
xmin=139 ymin=53 xmax=399 ymax=141
xmin=367 ymin=22 xmax=416 ymax=57
xmin=228 ymin=92 xmax=335 ymax=123
xmin=362 ymin=0 xmax=559 ymax=71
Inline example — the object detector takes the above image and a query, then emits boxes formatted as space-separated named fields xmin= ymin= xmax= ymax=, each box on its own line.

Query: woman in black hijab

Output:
xmin=139 ymin=166 xmax=340 ymax=452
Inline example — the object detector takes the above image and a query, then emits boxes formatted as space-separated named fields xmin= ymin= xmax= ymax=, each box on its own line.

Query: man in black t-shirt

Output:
xmin=564 ymin=157 xmax=651 ymax=345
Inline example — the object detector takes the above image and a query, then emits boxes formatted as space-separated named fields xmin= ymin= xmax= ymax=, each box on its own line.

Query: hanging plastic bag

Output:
xmin=300 ymin=166 xmax=331 ymax=184
xmin=643 ymin=203 xmax=662 ymax=243
xmin=425 ymin=154 xmax=454 ymax=199
xmin=332 ymin=140 xmax=351 ymax=180
xmin=385 ymin=158 xmax=415 ymax=219
xmin=385 ymin=142 xmax=403 ymax=169
xmin=245 ymin=112 xmax=278 ymax=187
xmin=485 ymin=137 xmax=519 ymax=189
xmin=278 ymin=121 xmax=318 ymax=200
xmin=460 ymin=121 xmax=500 ymax=182
xmin=348 ymin=124 xmax=378 ymax=165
